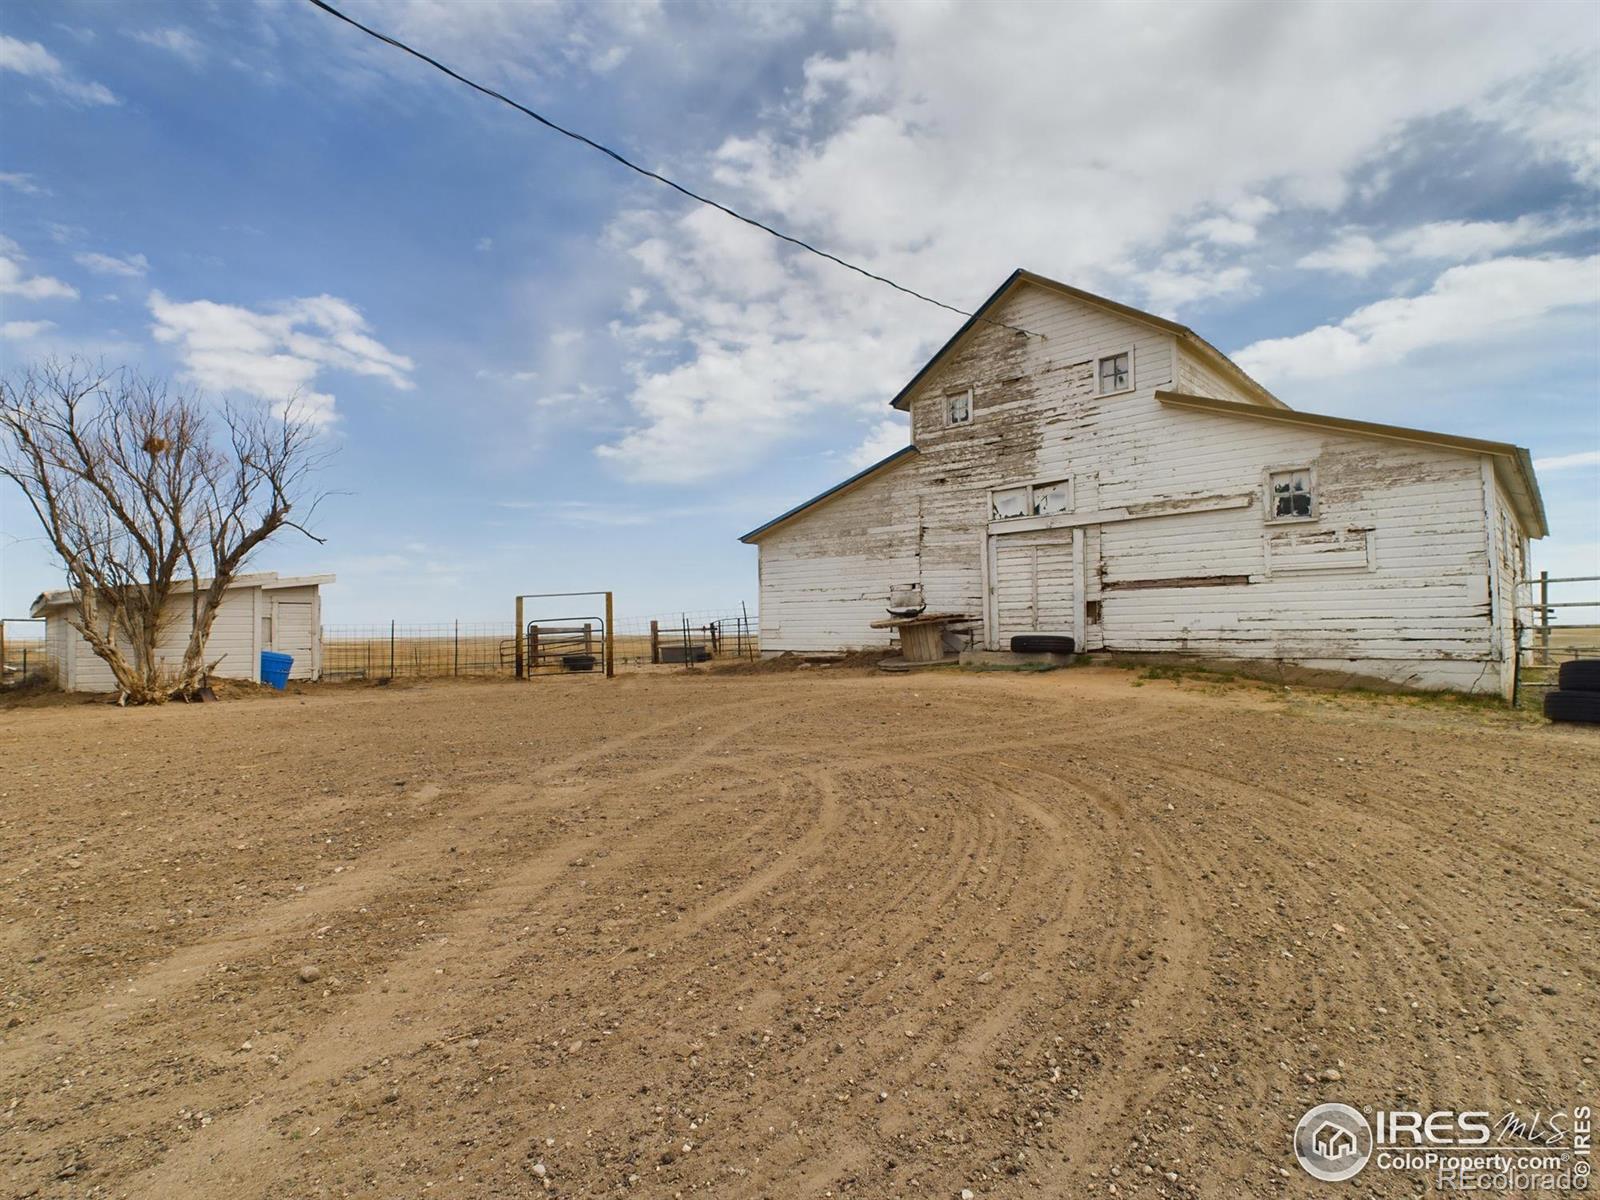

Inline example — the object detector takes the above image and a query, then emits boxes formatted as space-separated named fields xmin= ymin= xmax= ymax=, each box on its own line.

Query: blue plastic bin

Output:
xmin=260 ymin=650 xmax=294 ymax=690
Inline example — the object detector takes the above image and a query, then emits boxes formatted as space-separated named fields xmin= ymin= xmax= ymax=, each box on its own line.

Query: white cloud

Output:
xmin=1142 ymin=264 xmax=1254 ymax=314
xmin=592 ymin=2 xmax=1598 ymax=482
xmin=132 ymin=28 xmax=204 ymax=65
xmin=0 ymin=319 xmax=55 ymax=340
xmin=1401 ymin=214 xmax=1597 ymax=261
xmin=1297 ymin=232 xmax=1386 ymax=277
xmin=1475 ymin=63 xmax=1600 ymax=187
xmin=846 ymin=417 xmax=909 ymax=469
xmin=148 ymin=291 xmax=415 ymax=424
xmin=1192 ymin=197 xmax=1278 ymax=246
xmin=1236 ymin=255 xmax=1600 ymax=382
xmin=1534 ymin=449 xmax=1600 ymax=472
xmin=0 ymin=33 xmax=117 ymax=105
xmin=0 ymin=244 xmax=78 ymax=301
xmin=589 ymin=45 xmax=628 ymax=73
xmin=1298 ymin=213 xmax=1597 ymax=277
xmin=0 ymin=171 xmax=48 ymax=196
xmin=74 ymin=250 xmax=149 ymax=277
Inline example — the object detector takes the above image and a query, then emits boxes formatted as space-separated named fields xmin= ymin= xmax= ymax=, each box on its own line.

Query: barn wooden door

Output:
xmin=987 ymin=532 xmax=1076 ymax=647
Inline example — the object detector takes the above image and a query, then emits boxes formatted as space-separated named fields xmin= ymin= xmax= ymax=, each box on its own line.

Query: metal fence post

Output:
xmin=454 ymin=619 xmax=460 ymax=676
xmin=389 ymin=620 xmax=396 ymax=678
xmin=1539 ymin=570 xmax=1551 ymax=665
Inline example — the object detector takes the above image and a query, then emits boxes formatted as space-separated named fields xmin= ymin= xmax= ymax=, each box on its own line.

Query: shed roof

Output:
xmin=739 ymin=446 xmax=918 ymax=543
xmin=30 ymin=571 xmax=335 ymax=617
xmin=1156 ymin=390 xmax=1547 ymax=538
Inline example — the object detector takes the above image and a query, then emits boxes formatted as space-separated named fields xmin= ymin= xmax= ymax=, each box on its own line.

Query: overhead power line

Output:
xmin=301 ymin=0 xmax=1035 ymax=337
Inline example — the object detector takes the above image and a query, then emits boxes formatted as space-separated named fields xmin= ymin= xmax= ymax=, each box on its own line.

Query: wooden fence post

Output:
xmin=514 ymin=596 xmax=524 ymax=679
xmin=604 ymin=591 xmax=615 ymax=679
xmin=649 ymin=620 xmax=660 ymax=664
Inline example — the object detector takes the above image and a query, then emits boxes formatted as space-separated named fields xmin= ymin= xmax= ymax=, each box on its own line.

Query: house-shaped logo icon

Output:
xmin=1295 ymin=1102 xmax=1373 ymax=1181
xmin=1313 ymin=1121 xmax=1358 ymax=1161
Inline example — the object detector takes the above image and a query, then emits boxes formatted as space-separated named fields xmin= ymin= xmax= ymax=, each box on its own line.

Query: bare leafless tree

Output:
xmin=0 ymin=359 xmax=330 ymax=704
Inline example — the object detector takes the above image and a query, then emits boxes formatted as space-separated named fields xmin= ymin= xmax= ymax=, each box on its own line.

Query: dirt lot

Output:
xmin=2 ymin=666 xmax=1596 ymax=1198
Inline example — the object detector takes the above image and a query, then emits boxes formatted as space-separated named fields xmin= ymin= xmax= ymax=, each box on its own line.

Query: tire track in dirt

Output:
xmin=1144 ymin=750 xmax=1576 ymax=1105
xmin=5 ymin=671 xmax=1596 ymax=1200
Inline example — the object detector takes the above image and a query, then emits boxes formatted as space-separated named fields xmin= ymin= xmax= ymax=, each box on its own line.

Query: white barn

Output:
xmin=30 ymin=572 xmax=332 ymax=692
xmin=740 ymin=271 xmax=1546 ymax=697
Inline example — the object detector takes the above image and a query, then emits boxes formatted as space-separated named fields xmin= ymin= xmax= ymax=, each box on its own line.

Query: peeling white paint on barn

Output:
xmin=742 ymin=271 xmax=1546 ymax=697
xmin=30 ymin=572 xmax=332 ymax=692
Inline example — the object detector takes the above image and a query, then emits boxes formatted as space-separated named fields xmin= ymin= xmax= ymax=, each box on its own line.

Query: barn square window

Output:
xmin=945 ymin=387 xmax=973 ymax=425
xmin=1266 ymin=467 xmax=1316 ymax=521
xmin=1032 ymin=479 xmax=1072 ymax=516
xmin=1097 ymin=351 xmax=1132 ymax=395
xmin=991 ymin=486 xmax=1029 ymax=520
xmin=991 ymin=479 xmax=1073 ymax=521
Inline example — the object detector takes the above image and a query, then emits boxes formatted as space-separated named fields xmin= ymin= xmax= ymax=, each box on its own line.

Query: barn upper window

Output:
xmin=1032 ymin=479 xmax=1072 ymax=516
xmin=991 ymin=486 xmax=1029 ymax=520
xmin=945 ymin=387 xmax=972 ymax=425
xmin=991 ymin=479 xmax=1072 ymax=521
xmin=1266 ymin=467 xmax=1315 ymax=521
xmin=1097 ymin=351 xmax=1132 ymax=395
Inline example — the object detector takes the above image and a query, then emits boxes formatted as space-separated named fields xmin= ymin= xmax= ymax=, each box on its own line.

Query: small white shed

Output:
xmin=29 ymin=572 xmax=333 ymax=692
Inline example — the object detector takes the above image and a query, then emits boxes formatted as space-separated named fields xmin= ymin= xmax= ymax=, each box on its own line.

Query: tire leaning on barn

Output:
xmin=1543 ymin=688 xmax=1600 ymax=725
xmin=1010 ymin=635 xmax=1076 ymax=654
xmin=1556 ymin=659 xmax=1600 ymax=693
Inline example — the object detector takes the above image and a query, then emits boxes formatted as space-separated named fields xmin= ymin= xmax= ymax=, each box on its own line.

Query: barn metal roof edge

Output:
xmin=1156 ymin=390 xmax=1548 ymax=538
xmin=887 ymin=268 xmax=1286 ymax=413
xmin=738 ymin=445 xmax=920 ymax=544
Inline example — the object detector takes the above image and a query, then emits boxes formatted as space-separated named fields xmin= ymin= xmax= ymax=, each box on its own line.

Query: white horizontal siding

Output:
xmin=58 ymin=586 xmax=263 ymax=692
xmin=758 ymin=465 xmax=919 ymax=652
xmin=754 ymin=283 xmax=1507 ymax=691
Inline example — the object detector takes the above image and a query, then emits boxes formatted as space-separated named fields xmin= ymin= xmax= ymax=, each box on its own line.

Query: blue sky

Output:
xmin=2 ymin=0 xmax=1597 ymax=625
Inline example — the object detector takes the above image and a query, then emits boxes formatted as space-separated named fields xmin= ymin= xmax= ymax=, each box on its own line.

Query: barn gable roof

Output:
xmin=1157 ymin=390 xmax=1547 ymax=538
xmin=738 ymin=446 xmax=918 ymax=544
xmin=889 ymin=268 xmax=1286 ymax=413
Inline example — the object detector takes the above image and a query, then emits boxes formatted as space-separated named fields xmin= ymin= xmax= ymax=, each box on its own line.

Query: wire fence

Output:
xmin=320 ymin=606 xmax=758 ymax=680
xmin=0 ymin=618 xmax=54 ymax=688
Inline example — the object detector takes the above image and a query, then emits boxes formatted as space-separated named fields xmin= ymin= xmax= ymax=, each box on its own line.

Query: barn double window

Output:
xmin=1266 ymin=467 xmax=1316 ymax=521
xmin=992 ymin=479 xmax=1073 ymax=521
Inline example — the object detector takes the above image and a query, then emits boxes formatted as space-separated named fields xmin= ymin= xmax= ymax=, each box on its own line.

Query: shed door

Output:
xmin=271 ymin=601 xmax=314 ymax=678
xmin=990 ymin=534 xmax=1075 ymax=644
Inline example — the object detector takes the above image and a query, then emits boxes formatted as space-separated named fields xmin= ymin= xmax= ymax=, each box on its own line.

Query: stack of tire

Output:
xmin=1544 ymin=660 xmax=1600 ymax=725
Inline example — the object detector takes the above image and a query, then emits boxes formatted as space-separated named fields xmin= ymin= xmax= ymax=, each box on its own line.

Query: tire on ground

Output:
xmin=1542 ymin=689 xmax=1600 ymax=724
xmin=1556 ymin=659 xmax=1600 ymax=693
xmin=1010 ymin=634 xmax=1076 ymax=654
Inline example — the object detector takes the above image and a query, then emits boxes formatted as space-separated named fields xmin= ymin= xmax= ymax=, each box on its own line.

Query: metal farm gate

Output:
xmin=1513 ymin=571 xmax=1600 ymax=706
